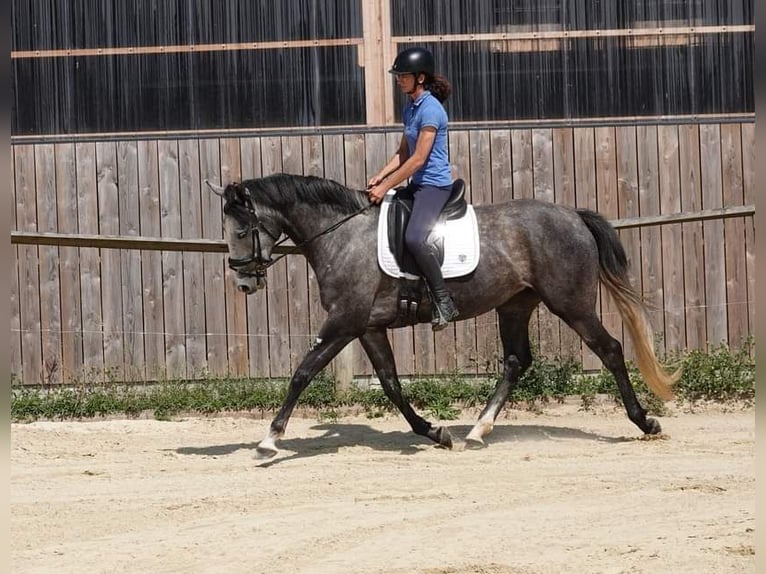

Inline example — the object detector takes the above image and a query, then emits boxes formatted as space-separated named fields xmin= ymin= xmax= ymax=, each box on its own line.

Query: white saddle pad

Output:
xmin=377 ymin=190 xmax=481 ymax=280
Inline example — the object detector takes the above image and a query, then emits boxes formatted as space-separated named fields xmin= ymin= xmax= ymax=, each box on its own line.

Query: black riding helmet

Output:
xmin=389 ymin=47 xmax=434 ymax=78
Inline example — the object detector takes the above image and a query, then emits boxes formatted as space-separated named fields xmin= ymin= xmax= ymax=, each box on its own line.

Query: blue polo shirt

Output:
xmin=403 ymin=91 xmax=452 ymax=187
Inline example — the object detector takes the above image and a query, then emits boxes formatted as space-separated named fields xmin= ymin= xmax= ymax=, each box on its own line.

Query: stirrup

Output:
xmin=431 ymin=297 xmax=458 ymax=331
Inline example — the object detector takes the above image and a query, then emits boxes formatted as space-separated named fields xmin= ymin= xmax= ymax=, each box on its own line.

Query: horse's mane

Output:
xmin=242 ymin=174 xmax=369 ymax=215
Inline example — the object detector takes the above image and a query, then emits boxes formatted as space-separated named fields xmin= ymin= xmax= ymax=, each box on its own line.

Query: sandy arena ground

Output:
xmin=11 ymin=402 xmax=755 ymax=574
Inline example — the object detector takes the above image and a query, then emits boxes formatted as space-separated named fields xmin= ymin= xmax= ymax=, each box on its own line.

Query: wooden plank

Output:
xmin=490 ymin=129 xmax=513 ymax=204
xmin=323 ymin=134 xmax=346 ymax=184
xmin=344 ymin=133 xmax=373 ymax=377
xmin=448 ymin=130 xmax=474 ymax=376
xmin=383 ymin=130 xmax=415 ymax=376
xmin=14 ymin=37 xmax=366 ymax=59
xmin=117 ymin=140 xmax=145 ymax=381
xmin=158 ymin=140 xmax=186 ymax=378
xmin=322 ymin=134 xmax=354 ymax=381
xmin=240 ymin=137 xmax=270 ymax=378
xmin=16 ymin=145 xmax=43 ymax=385
xmin=303 ymin=134 xmax=328 ymax=358
xmin=262 ymin=136 xmax=291 ymax=378
xmin=138 ymin=140 xmax=166 ymax=379
xmin=533 ymin=128 xmax=560 ymax=360
xmin=552 ymin=127 xmax=582 ymax=361
xmin=391 ymin=26 xmax=754 ymax=45
xmin=573 ymin=127 xmax=600 ymax=370
xmin=35 ymin=144 xmax=63 ymax=384
xmin=10 ymin=150 xmax=22 ymax=382
xmin=611 ymin=205 xmax=753 ymax=228
xmin=636 ymin=126 xmax=665 ymax=355
xmin=741 ymin=123 xmax=755 ymax=339
xmin=720 ymin=123 xmax=748 ymax=347
xmin=76 ymin=142 xmax=105 ymax=379
xmin=699 ymin=124 xmax=727 ymax=347
xmin=484 ymin=129 xmax=512 ymax=371
xmin=595 ymin=127 xmax=624 ymax=354
xmin=615 ymin=126 xmax=641 ymax=362
xmin=511 ymin=129 xmax=534 ymax=199
xmin=470 ymin=131 xmax=493 ymax=206
xmin=221 ymin=137 xmax=249 ymax=376
xmin=55 ymin=143 xmax=83 ymax=381
xmin=657 ymin=125 xmax=685 ymax=353
xmin=199 ymin=139 xmax=228 ymax=376
xmin=512 ymin=127 xmax=541 ymax=363
xmin=282 ymin=136 xmax=312 ymax=373
xmin=469 ymin=129 xmax=494 ymax=380
xmin=364 ymin=133 xmax=392 ymax=380
xmin=96 ymin=141 xmax=125 ymax=379
xmin=678 ymin=125 xmax=706 ymax=351
xmin=178 ymin=139 xmax=207 ymax=377
xmin=323 ymin=125 xmax=351 ymax=396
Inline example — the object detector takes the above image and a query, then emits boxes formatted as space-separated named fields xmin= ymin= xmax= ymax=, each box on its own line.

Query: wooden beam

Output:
xmin=393 ymin=25 xmax=754 ymax=45
xmin=11 ymin=205 xmax=753 ymax=251
xmin=9 ymin=231 xmax=300 ymax=253
xmin=611 ymin=205 xmax=754 ymax=229
xmin=12 ymin=38 xmax=363 ymax=60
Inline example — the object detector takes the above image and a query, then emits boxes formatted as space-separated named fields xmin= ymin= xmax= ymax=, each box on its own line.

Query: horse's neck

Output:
xmin=282 ymin=204 xmax=346 ymax=243
xmin=285 ymin=204 xmax=374 ymax=276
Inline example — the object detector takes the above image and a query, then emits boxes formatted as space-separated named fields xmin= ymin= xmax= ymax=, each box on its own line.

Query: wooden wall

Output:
xmin=10 ymin=123 xmax=755 ymax=385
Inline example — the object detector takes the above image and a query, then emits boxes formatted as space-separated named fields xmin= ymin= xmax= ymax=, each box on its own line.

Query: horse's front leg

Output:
xmin=256 ymin=334 xmax=355 ymax=459
xmin=358 ymin=329 xmax=453 ymax=449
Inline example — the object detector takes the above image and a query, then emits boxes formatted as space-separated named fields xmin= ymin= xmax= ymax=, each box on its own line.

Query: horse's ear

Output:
xmin=232 ymin=182 xmax=249 ymax=199
xmin=204 ymin=179 xmax=225 ymax=197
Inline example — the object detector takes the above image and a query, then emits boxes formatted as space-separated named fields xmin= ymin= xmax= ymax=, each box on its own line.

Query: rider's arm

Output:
xmin=367 ymin=128 xmax=436 ymax=203
xmin=368 ymin=135 xmax=409 ymax=187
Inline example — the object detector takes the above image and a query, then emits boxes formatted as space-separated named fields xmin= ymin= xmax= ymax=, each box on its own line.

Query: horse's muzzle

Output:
xmin=236 ymin=273 xmax=267 ymax=295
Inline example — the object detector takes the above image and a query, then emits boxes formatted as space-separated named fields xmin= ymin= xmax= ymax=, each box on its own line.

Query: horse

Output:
xmin=207 ymin=174 xmax=678 ymax=459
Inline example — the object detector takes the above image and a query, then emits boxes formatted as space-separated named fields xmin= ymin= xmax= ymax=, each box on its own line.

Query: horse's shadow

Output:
xmin=175 ymin=421 xmax=632 ymax=467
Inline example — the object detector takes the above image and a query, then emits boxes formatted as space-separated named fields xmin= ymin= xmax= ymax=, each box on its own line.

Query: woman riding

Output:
xmin=367 ymin=47 xmax=458 ymax=331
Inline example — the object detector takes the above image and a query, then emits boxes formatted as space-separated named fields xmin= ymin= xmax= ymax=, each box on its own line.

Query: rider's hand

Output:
xmin=367 ymin=174 xmax=383 ymax=188
xmin=367 ymin=184 xmax=388 ymax=204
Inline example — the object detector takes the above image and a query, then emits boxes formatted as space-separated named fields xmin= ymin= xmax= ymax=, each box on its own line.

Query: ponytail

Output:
xmin=427 ymin=74 xmax=452 ymax=103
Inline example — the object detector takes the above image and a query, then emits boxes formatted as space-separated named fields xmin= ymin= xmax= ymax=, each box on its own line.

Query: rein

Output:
xmin=227 ymin=182 xmax=374 ymax=278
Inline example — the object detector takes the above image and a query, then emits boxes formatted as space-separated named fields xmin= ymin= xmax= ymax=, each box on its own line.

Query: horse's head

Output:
xmin=207 ymin=180 xmax=283 ymax=295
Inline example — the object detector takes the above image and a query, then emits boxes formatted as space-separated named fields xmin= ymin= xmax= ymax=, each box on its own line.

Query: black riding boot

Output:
xmin=413 ymin=245 xmax=459 ymax=331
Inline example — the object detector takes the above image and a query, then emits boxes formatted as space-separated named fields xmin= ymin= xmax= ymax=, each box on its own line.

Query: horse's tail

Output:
xmin=576 ymin=209 xmax=679 ymax=400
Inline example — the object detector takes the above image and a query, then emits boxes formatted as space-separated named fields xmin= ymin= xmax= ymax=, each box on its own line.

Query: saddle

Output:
xmin=387 ymin=179 xmax=468 ymax=276
xmin=377 ymin=179 xmax=479 ymax=323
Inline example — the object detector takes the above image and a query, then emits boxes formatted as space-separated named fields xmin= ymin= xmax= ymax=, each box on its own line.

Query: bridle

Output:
xmin=221 ymin=182 xmax=373 ymax=279
xmin=225 ymin=185 xmax=285 ymax=279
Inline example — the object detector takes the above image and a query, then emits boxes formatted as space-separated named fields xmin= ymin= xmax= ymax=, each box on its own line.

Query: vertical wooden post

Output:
xmin=362 ymin=0 xmax=395 ymax=126
xmin=335 ymin=344 xmax=355 ymax=394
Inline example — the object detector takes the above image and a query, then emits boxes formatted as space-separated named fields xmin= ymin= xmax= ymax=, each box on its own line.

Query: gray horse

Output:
xmin=208 ymin=174 xmax=678 ymax=459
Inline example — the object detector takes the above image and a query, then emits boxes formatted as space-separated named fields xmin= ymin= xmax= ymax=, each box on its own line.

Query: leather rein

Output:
xmin=225 ymin=183 xmax=374 ymax=279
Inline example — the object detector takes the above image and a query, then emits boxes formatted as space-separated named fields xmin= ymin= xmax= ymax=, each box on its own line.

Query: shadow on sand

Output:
xmin=175 ymin=421 xmax=633 ymax=467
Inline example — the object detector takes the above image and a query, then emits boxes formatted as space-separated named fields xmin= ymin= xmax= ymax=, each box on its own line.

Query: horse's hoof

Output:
xmin=431 ymin=426 xmax=453 ymax=450
xmin=644 ymin=417 xmax=662 ymax=435
xmin=464 ymin=436 xmax=486 ymax=450
xmin=254 ymin=446 xmax=278 ymax=460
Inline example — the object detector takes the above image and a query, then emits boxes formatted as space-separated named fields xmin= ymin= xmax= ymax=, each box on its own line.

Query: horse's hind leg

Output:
xmin=567 ymin=312 xmax=662 ymax=435
xmin=359 ymin=329 xmax=453 ymax=449
xmin=466 ymin=299 xmax=536 ymax=446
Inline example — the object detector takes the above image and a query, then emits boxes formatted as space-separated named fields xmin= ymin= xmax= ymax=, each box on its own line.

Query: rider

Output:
xmin=367 ymin=47 xmax=459 ymax=331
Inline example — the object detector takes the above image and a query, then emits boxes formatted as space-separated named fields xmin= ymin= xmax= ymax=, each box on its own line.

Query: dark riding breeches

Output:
xmin=403 ymin=183 xmax=452 ymax=256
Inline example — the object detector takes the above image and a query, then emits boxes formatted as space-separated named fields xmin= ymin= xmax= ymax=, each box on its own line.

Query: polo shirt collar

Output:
xmin=409 ymin=90 xmax=431 ymax=108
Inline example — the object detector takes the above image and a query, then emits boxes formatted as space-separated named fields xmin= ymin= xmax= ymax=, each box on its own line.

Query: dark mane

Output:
xmin=242 ymin=174 xmax=369 ymax=214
